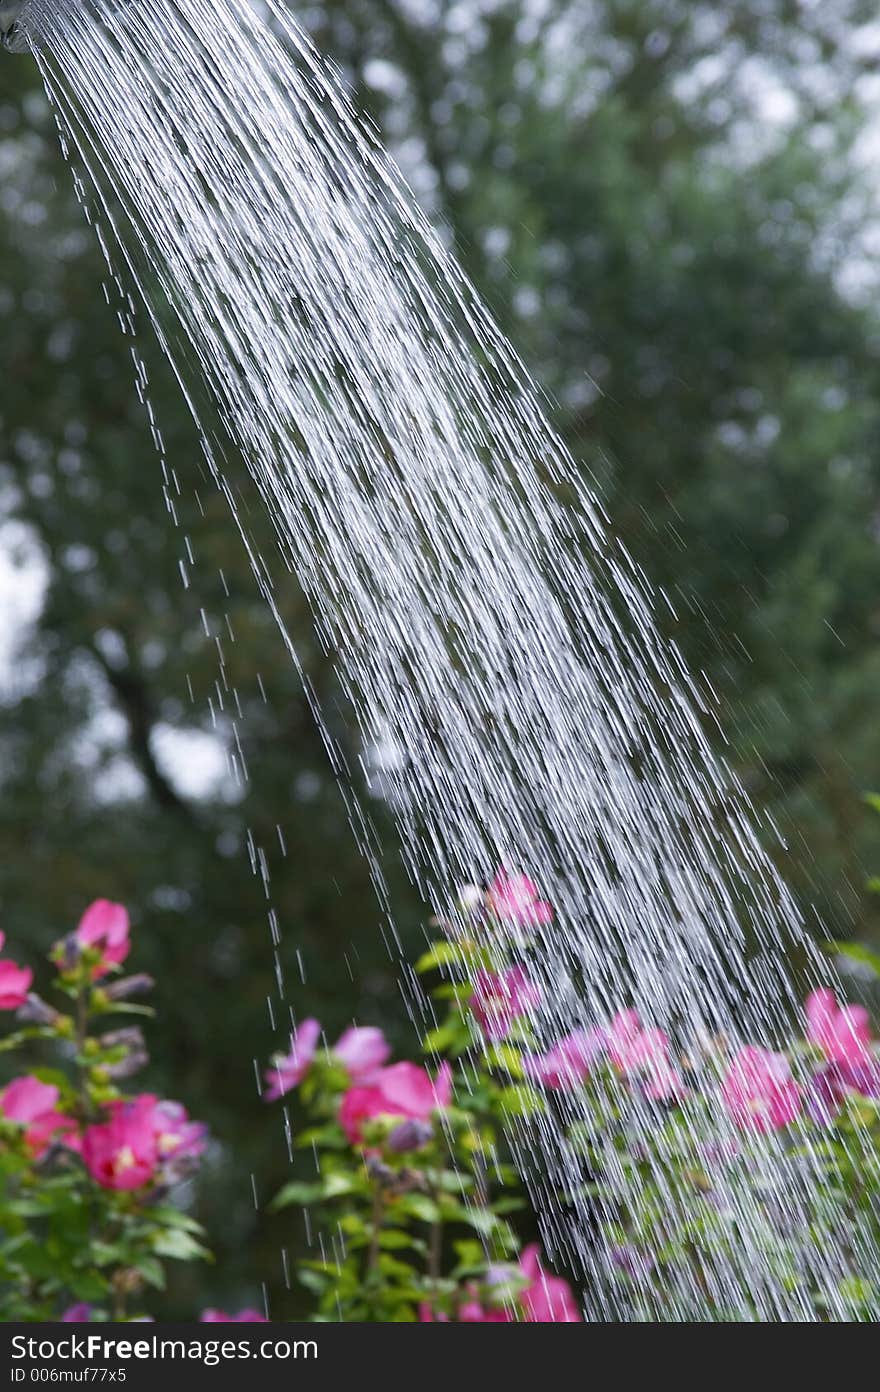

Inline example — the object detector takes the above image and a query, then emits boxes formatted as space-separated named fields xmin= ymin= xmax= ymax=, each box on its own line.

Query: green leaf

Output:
xmin=394 ymin=1194 xmax=440 ymax=1224
xmin=269 ymin=1181 xmax=327 ymax=1210
xmin=831 ymin=941 xmax=880 ymax=979
xmin=135 ymin=1256 xmax=166 ymax=1291
xmin=150 ymin=1207 xmax=206 ymax=1235
xmin=422 ymin=1023 xmax=458 ymax=1053
xmin=495 ymin=1084 xmax=545 ymax=1118
xmin=151 ymin=1229 xmax=211 ymax=1262
xmin=484 ymin=1043 xmax=525 ymax=1078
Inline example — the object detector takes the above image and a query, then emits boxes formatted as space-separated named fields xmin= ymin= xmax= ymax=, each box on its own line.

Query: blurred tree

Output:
xmin=2 ymin=0 xmax=880 ymax=1312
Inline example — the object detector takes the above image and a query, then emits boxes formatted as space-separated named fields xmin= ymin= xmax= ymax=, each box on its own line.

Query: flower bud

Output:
xmin=102 ymin=974 xmax=155 ymax=1001
xmin=386 ymin=1118 xmax=433 ymax=1154
xmin=365 ymin=1156 xmax=395 ymax=1186
xmin=56 ymin=933 xmax=82 ymax=972
xmin=98 ymin=1026 xmax=145 ymax=1051
xmin=104 ymin=1049 xmax=149 ymax=1080
xmin=15 ymin=993 xmax=61 ymax=1026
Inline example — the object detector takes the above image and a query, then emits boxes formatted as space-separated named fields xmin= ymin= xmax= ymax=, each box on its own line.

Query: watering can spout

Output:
xmin=0 ymin=0 xmax=26 ymax=48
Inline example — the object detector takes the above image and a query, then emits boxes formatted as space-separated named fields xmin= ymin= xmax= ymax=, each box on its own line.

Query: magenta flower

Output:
xmin=0 ymin=933 xmax=33 ymax=1010
xmin=519 ymin=1246 xmax=582 ymax=1322
xmin=74 ymin=900 xmax=131 ymax=979
xmin=721 ymin=1046 xmax=801 ymax=1133
xmin=807 ymin=1056 xmax=880 ymax=1124
xmin=419 ymin=1297 xmax=512 ymax=1323
xmin=417 ymin=1305 xmax=450 ymax=1322
xmin=82 ymin=1097 xmax=158 ymax=1190
xmin=605 ymin=1009 xmax=645 ymax=1068
xmin=469 ymin=966 xmax=540 ymax=1041
xmin=200 ymin=1310 xmax=267 ymax=1323
xmin=0 ymin=1075 xmax=76 ymax=1156
xmin=61 ymin=1305 xmax=93 ymax=1323
xmin=524 ymin=1028 xmax=606 ymax=1089
xmin=333 ymin=1026 xmax=390 ymax=1082
xmin=606 ymin=1010 xmax=683 ymax=1101
xmin=264 ymin=1018 xmax=321 ymax=1101
xmin=458 ymin=1299 xmax=514 ymax=1322
xmin=150 ymin=1099 xmax=208 ymax=1166
xmin=485 ymin=871 xmax=553 ymax=928
xmin=806 ymin=989 xmax=872 ymax=1069
xmin=339 ymin=1061 xmax=453 ymax=1144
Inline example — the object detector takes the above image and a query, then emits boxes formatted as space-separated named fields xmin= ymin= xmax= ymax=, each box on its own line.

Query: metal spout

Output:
xmin=0 ymin=0 xmax=26 ymax=48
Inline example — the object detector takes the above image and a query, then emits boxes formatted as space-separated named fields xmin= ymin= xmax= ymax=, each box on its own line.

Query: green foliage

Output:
xmin=268 ymin=884 xmax=880 ymax=1321
xmin=0 ymin=919 xmax=212 ymax=1321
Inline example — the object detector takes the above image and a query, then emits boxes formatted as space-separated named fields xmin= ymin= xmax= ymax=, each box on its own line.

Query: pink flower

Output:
xmin=469 ymin=967 xmax=540 ymax=1041
xmin=200 ymin=1309 xmax=267 ymax=1323
xmin=485 ymin=871 xmax=553 ymax=928
xmin=721 ymin=1046 xmax=801 ymax=1133
xmin=333 ymin=1026 xmax=390 ymax=1082
xmin=419 ymin=1297 xmax=512 ymax=1323
xmin=74 ymin=900 xmax=131 ymax=979
xmin=82 ymin=1097 xmax=158 ymax=1190
xmin=606 ymin=1010 xmax=683 ymax=1101
xmin=605 ymin=1009 xmax=645 ymax=1068
xmin=458 ymin=1299 xmax=513 ymax=1322
xmin=264 ymin=1018 xmax=321 ymax=1101
xmin=418 ymin=1304 xmax=450 ymax=1322
xmin=0 ymin=934 xmax=33 ymax=1010
xmin=519 ymin=1246 xmax=581 ymax=1322
xmin=339 ymin=1061 xmax=452 ymax=1144
xmin=61 ymin=1305 xmax=93 ymax=1322
xmin=806 ymin=989 xmax=872 ymax=1068
xmin=524 ymin=1028 xmax=606 ymax=1089
xmin=150 ymin=1100 xmax=208 ymax=1166
xmin=0 ymin=1076 xmax=76 ymax=1156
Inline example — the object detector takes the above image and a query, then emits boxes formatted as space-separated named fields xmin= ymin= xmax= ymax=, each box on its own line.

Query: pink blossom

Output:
xmin=333 ymin=1026 xmax=390 ymax=1083
xmin=485 ymin=871 xmax=553 ymax=928
xmin=524 ymin=1028 xmax=606 ymax=1089
xmin=74 ymin=900 xmax=131 ymax=979
xmin=419 ymin=1298 xmax=511 ymax=1323
xmin=458 ymin=1299 xmax=513 ymax=1322
xmin=61 ymin=1305 xmax=93 ymax=1322
xmin=82 ymin=1097 xmax=158 ymax=1190
xmin=200 ymin=1310 xmax=267 ymax=1323
xmin=469 ymin=966 xmax=540 ymax=1041
xmin=264 ymin=1018 xmax=321 ymax=1101
xmin=519 ymin=1246 xmax=582 ymax=1322
xmin=0 ymin=934 xmax=33 ymax=1010
xmin=0 ymin=958 xmax=33 ymax=1010
xmin=605 ymin=1009 xmax=646 ymax=1068
xmin=806 ymin=989 xmax=872 ymax=1069
xmin=150 ymin=1100 xmax=208 ymax=1166
xmin=721 ymin=1046 xmax=802 ymax=1133
xmin=606 ymin=1010 xmax=683 ymax=1101
xmin=418 ymin=1304 xmax=450 ymax=1322
xmin=0 ymin=1076 xmax=76 ymax=1156
xmin=339 ymin=1061 xmax=452 ymax=1144
xmin=807 ymin=1057 xmax=880 ymax=1123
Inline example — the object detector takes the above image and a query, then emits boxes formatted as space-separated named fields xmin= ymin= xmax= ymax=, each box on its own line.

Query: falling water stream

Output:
xmin=8 ymin=0 xmax=879 ymax=1318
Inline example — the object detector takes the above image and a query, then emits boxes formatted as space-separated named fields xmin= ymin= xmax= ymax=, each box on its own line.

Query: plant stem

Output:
xmin=75 ymin=981 xmax=92 ymax=1119
xmin=367 ymin=1184 xmax=385 ymax=1274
